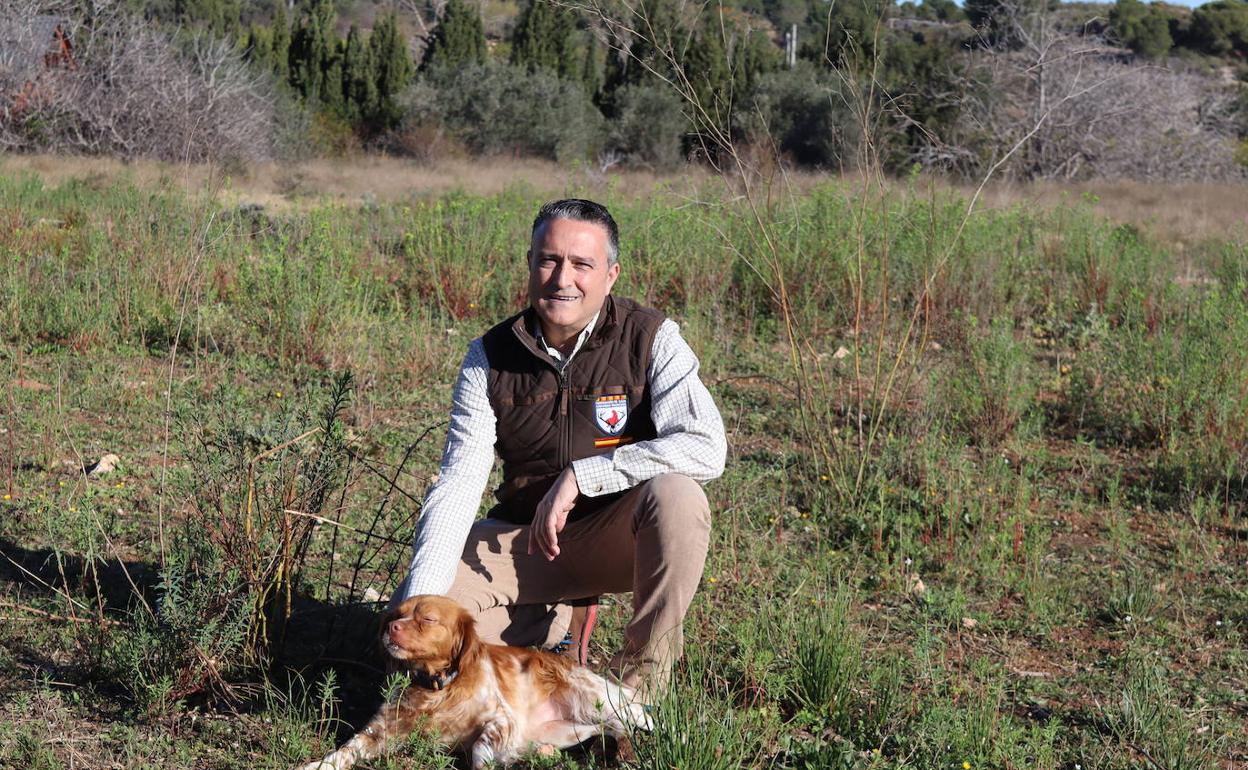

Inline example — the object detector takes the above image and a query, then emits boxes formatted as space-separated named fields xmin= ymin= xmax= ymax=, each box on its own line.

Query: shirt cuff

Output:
xmin=572 ymin=454 xmax=630 ymax=497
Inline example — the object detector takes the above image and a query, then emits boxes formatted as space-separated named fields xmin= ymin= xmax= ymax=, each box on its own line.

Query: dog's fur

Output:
xmin=294 ymin=595 xmax=649 ymax=770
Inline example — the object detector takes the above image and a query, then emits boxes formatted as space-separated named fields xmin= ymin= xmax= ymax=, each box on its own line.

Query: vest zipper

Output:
xmin=558 ymin=368 xmax=571 ymax=467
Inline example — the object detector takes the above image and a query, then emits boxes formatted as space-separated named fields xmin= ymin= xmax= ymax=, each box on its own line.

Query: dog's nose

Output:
xmin=389 ymin=619 xmax=404 ymax=637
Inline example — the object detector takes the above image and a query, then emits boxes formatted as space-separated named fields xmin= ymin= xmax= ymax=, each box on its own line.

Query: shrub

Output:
xmin=405 ymin=62 xmax=604 ymax=161
xmin=735 ymin=64 xmax=860 ymax=169
xmin=935 ymin=316 xmax=1038 ymax=447
xmin=607 ymin=83 xmax=688 ymax=169
xmin=0 ymin=3 xmax=281 ymax=163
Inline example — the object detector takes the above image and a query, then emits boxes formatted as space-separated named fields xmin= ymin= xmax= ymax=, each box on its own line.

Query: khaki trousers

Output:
xmin=444 ymin=473 xmax=710 ymax=694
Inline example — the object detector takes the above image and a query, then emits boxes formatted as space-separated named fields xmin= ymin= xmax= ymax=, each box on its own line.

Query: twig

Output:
xmin=285 ymin=510 xmax=410 ymax=546
xmin=0 ymin=598 xmax=121 ymax=626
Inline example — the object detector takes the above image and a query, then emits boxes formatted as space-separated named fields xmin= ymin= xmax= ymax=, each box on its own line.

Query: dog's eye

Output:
xmin=421 ymin=616 xmax=438 ymax=624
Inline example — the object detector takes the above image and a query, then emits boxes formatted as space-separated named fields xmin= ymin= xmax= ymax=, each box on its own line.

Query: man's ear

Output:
xmin=605 ymin=260 xmax=620 ymax=292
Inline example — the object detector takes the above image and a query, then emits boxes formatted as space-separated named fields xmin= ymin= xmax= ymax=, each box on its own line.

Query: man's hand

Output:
xmin=529 ymin=466 xmax=579 ymax=561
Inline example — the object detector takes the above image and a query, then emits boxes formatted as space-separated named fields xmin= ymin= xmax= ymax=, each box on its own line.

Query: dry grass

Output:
xmin=2 ymin=153 xmax=1244 ymax=247
xmin=974 ymin=178 xmax=1248 ymax=252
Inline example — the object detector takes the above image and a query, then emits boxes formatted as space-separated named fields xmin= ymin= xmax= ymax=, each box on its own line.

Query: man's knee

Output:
xmin=637 ymin=473 xmax=711 ymax=532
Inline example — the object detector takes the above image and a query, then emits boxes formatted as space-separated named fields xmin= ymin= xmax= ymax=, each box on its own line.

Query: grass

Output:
xmin=0 ymin=166 xmax=1245 ymax=769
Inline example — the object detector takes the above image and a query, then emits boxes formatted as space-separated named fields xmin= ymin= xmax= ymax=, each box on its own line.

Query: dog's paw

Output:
xmin=293 ymin=758 xmax=340 ymax=770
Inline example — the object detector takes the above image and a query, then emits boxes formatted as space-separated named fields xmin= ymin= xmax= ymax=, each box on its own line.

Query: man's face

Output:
xmin=527 ymin=217 xmax=620 ymax=347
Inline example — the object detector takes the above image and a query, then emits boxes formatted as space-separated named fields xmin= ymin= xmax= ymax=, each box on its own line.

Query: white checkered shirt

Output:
xmin=397 ymin=315 xmax=726 ymax=600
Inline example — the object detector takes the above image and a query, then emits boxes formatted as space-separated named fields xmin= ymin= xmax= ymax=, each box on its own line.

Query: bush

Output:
xmin=607 ymin=83 xmax=688 ymax=169
xmin=936 ymin=316 xmax=1038 ymax=447
xmin=735 ymin=64 xmax=860 ymax=169
xmin=403 ymin=61 xmax=604 ymax=161
xmin=0 ymin=3 xmax=281 ymax=163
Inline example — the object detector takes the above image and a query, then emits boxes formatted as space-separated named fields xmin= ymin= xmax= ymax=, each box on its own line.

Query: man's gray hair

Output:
xmin=531 ymin=199 xmax=620 ymax=266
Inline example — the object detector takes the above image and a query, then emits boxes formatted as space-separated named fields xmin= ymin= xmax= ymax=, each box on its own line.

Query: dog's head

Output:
xmin=380 ymin=595 xmax=480 ymax=675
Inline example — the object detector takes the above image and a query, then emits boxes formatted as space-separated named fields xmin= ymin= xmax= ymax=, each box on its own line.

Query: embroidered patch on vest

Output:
xmin=594 ymin=394 xmax=628 ymax=435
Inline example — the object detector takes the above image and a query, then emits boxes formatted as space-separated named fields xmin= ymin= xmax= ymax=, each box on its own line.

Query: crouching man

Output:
xmin=392 ymin=199 xmax=726 ymax=696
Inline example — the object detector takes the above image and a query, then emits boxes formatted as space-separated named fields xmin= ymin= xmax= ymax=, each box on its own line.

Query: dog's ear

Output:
xmin=451 ymin=607 xmax=481 ymax=670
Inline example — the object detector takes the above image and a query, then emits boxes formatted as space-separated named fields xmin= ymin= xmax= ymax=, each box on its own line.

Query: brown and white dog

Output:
xmin=294 ymin=595 xmax=650 ymax=770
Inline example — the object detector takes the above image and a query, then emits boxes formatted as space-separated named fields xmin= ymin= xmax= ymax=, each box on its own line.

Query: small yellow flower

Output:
xmin=68 ymin=506 xmax=77 ymax=512
xmin=274 ymin=390 xmax=284 ymax=398
xmin=114 ymin=482 xmax=124 ymax=489
xmin=2 ymin=494 xmax=10 ymax=501
xmin=872 ymin=747 xmax=881 ymax=756
xmin=963 ymin=762 xmax=971 ymax=770
xmin=58 ymin=481 xmax=65 ymax=487
xmin=820 ymin=474 xmax=830 ymax=481
xmin=707 ymin=577 xmax=718 ymax=584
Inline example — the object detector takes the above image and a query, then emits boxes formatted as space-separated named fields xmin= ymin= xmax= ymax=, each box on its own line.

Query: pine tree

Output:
xmin=424 ymin=0 xmax=487 ymax=69
xmin=369 ymin=13 xmax=414 ymax=129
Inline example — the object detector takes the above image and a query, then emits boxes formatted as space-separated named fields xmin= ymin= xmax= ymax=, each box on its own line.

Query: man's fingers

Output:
xmin=543 ymin=515 xmax=560 ymax=560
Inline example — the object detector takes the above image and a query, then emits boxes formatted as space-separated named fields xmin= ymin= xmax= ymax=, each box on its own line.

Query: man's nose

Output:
xmin=551 ymin=259 xmax=573 ymax=287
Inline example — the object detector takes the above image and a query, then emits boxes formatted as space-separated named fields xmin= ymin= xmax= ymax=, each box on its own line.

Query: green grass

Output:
xmin=0 ymin=169 xmax=1245 ymax=768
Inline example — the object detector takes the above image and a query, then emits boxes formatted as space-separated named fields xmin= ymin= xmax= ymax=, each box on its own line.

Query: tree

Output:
xmin=684 ymin=26 xmax=732 ymax=116
xmin=1110 ymin=0 xmax=1173 ymax=58
xmin=342 ymin=25 xmax=377 ymax=122
xmin=1189 ymin=0 xmax=1248 ymax=57
xmin=511 ymin=0 xmax=579 ymax=77
xmin=423 ymin=0 xmax=487 ymax=69
xmin=369 ymin=12 xmax=414 ymax=128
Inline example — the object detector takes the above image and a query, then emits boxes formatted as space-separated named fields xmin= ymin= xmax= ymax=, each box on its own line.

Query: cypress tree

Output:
xmin=343 ymin=25 xmax=378 ymax=122
xmin=684 ymin=27 xmax=731 ymax=113
xmin=245 ymin=24 xmax=273 ymax=68
xmin=288 ymin=8 xmax=325 ymax=100
xmin=511 ymin=0 xmax=578 ymax=77
xmin=272 ymin=1 xmax=291 ymax=77
xmin=582 ymin=34 xmax=603 ymax=100
xmin=370 ymin=13 xmax=414 ymax=128
xmin=424 ymin=0 xmax=487 ymax=69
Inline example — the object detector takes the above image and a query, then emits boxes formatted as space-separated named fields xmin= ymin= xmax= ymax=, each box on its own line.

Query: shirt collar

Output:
xmin=535 ymin=311 xmax=600 ymax=367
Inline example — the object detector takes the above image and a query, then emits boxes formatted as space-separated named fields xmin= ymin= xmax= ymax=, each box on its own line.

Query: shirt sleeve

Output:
xmin=572 ymin=319 xmax=727 ymax=496
xmin=397 ymin=338 xmax=496 ymax=600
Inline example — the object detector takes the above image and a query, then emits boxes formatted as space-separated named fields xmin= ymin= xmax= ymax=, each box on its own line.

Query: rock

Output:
xmin=833 ymin=346 xmax=851 ymax=360
xmin=363 ymin=587 xmax=383 ymax=603
xmin=961 ymin=617 xmax=979 ymax=629
xmin=907 ymin=574 xmax=926 ymax=597
xmin=86 ymin=454 xmax=120 ymax=477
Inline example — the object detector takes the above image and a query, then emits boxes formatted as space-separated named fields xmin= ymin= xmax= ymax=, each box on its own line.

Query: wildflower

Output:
xmin=820 ymin=474 xmax=830 ymax=481
xmin=68 ymin=506 xmax=77 ymax=512
xmin=274 ymin=390 xmax=284 ymax=398
xmin=58 ymin=481 xmax=65 ymax=487
xmin=1 ymin=494 xmax=9 ymax=501
xmin=707 ymin=577 xmax=718 ymax=584
xmin=114 ymin=482 xmax=124 ymax=489
xmin=963 ymin=762 xmax=971 ymax=770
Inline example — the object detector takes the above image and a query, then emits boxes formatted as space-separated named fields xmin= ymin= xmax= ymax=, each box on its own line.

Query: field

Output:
xmin=0 ymin=158 xmax=1245 ymax=769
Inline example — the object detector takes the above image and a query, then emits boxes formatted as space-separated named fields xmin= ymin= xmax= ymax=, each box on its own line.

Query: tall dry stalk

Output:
xmin=560 ymin=0 xmax=1119 ymax=513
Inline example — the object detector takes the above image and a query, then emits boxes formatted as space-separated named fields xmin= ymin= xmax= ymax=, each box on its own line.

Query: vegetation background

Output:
xmin=0 ymin=0 xmax=1247 ymax=767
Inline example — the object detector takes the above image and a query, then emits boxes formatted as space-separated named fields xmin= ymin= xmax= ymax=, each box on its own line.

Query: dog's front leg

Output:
xmin=295 ymin=701 xmax=421 ymax=770
xmin=470 ymin=714 xmax=518 ymax=770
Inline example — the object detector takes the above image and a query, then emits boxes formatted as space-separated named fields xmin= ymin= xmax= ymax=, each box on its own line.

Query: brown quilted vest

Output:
xmin=481 ymin=295 xmax=664 ymax=524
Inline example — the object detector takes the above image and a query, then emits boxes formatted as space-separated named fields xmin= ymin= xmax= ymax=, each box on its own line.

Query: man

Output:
xmin=393 ymin=199 xmax=726 ymax=694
